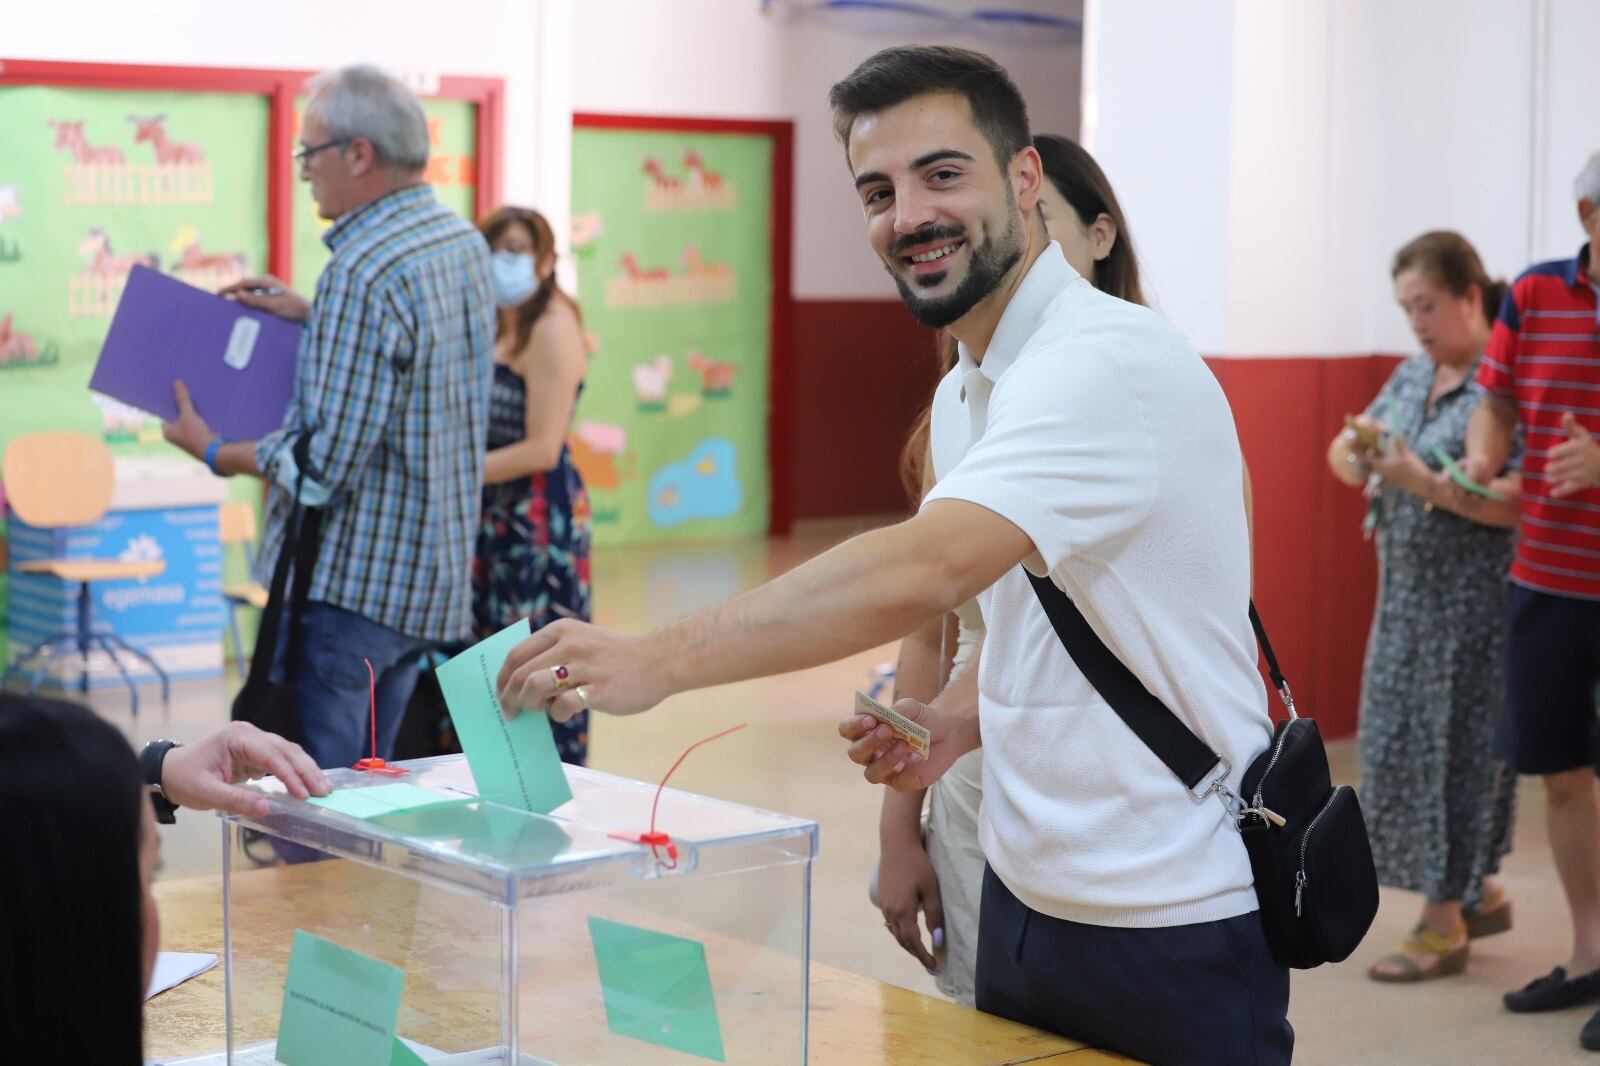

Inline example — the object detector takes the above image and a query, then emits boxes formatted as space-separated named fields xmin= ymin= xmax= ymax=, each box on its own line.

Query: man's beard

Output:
xmin=887 ymin=206 xmax=1025 ymax=330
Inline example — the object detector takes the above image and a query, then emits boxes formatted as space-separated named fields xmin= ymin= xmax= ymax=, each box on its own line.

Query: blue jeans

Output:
xmin=272 ymin=601 xmax=432 ymax=770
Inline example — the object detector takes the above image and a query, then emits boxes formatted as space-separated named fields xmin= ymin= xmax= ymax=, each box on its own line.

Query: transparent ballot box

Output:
xmin=216 ymin=755 xmax=818 ymax=1065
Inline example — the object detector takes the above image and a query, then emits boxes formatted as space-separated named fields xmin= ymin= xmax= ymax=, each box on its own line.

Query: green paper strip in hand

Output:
xmin=1430 ymin=446 xmax=1507 ymax=501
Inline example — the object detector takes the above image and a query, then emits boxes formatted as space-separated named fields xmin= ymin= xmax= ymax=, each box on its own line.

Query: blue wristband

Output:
xmin=203 ymin=437 xmax=230 ymax=476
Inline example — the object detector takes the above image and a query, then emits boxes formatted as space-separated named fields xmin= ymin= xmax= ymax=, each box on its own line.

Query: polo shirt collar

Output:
xmin=956 ymin=241 xmax=1077 ymax=384
xmin=324 ymin=183 xmax=432 ymax=251
xmin=1561 ymin=243 xmax=1592 ymax=290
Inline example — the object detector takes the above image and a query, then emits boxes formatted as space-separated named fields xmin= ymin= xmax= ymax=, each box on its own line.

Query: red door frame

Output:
xmin=0 ymin=58 xmax=504 ymax=283
xmin=572 ymin=112 xmax=796 ymax=537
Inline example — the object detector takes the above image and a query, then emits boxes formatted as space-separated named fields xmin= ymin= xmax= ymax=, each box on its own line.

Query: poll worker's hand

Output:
xmin=161 ymin=380 xmax=213 ymax=461
xmin=496 ymin=619 xmax=671 ymax=722
xmin=877 ymin=830 xmax=945 ymax=972
xmin=220 ymin=274 xmax=310 ymax=323
xmin=839 ymin=698 xmax=966 ymax=792
xmin=160 ymin=721 xmax=330 ymax=817
xmin=1549 ymin=413 xmax=1600 ymax=498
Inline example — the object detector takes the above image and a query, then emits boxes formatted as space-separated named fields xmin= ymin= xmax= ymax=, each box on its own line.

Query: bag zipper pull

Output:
xmin=1294 ymin=870 xmax=1307 ymax=917
xmin=1238 ymin=804 xmax=1287 ymax=828
xmin=1254 ymin=805 xmax=1287 ymax=828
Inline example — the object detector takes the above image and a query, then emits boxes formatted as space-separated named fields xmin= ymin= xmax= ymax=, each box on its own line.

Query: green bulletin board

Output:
xmin=0 ymin=86 xmax=269 ymax=458
xmin=0 ymin=85 xmax=270 ymax=667
xmin=570 ymin=128 xmax=772 ymax=545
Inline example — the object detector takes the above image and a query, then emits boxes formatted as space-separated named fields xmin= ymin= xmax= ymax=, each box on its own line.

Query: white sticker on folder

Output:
xmin=223 ymin=316 xmax=261 ymax=370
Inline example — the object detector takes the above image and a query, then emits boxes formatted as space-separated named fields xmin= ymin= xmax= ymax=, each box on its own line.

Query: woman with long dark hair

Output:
xmin=473 ymin=206 xmax=594 ymax=765
xmin=873 ymin=134 xmax=1156 ymax=1005
xmin=0 ymin=695 xmax=153 ymax=1062
xmin=0 ymin=691 xmax=325 ymax=1062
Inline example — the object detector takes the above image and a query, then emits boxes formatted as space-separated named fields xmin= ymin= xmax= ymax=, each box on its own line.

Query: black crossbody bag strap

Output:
xmin=240 ymin=434 xmax=323 ymax=692
xmin=1026 ymin=570 xmax=1288 ymax=791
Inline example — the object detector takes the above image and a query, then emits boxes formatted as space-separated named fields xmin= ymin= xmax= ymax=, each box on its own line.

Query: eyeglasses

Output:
xmin=294 ymin=138 xmax=351 ymax=165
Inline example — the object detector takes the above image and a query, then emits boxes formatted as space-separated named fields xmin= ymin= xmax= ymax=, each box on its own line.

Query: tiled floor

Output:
xmin=74 ymin=520 xmax=1600 ymax=1063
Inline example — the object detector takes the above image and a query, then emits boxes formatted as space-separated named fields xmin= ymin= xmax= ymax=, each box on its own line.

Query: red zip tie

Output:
xmin=609 ymin=722 xmax=747 ymax=869
xmin=353 ymin=656 xmax=407 ymax=776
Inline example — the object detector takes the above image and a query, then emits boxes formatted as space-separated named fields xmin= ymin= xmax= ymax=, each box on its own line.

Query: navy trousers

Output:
xmin=975 ymin=865 xmax=1293 ymax=1065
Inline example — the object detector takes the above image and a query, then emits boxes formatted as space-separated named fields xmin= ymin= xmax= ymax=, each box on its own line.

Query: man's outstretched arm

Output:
xmin=496 ymin=499 xmax=1034 ymax=719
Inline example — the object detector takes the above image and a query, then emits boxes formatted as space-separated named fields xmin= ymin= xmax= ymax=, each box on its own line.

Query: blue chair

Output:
xmin=2 ymin=431 xmax=170 ymax=712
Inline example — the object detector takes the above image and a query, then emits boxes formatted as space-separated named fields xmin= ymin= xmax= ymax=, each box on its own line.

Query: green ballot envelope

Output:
xmin=436 ymin=618 xmax=574 ymax=814
xmin=1430 ymin=445 xmax=1508 ymax=501
xmin=276 ymin=931 xmax=405 ymax=1066
xmin=307 ymin=782 xmax=467 ymax=820
xmin=588 ymin=917 xmax=727 ymax=1062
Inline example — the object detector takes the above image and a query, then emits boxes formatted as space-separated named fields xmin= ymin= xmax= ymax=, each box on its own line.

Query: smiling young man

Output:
xmin=495 ymin=47 xmax=1287 ymax=1060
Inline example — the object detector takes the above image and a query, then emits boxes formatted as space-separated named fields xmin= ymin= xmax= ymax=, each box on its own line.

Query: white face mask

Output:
xmin=491 ymin=250 xmax=539 ymax=308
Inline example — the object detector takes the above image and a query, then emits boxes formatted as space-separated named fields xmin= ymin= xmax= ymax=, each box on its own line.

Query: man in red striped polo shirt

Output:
xmin=1463 ymin=150 xmax=1600 ymax=1050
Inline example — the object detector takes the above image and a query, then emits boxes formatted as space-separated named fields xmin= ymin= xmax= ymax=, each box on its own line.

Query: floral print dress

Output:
xmin=1357 ymin=353 xmax=1519 ymax=906
xmin=472 ymin=362 xmax=593 ymax=764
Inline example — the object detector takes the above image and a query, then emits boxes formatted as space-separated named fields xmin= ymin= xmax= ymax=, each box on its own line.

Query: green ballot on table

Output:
xmin=588 ymin=917 xmax=727 ymax=1062
xmin=436 ymin=618 xmax=573 ymax=814
xmin=1430 ymin=445 xmax=1508 ymax=501
xmin=307 ymin=782 xmax=467 ymax=820
xmin=276 ymin=930 xmax=405 ymax=1066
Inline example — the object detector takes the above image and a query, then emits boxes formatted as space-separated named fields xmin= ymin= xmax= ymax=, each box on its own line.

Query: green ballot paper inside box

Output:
xmin=212 ymin=621 xmax=818 ymax=1063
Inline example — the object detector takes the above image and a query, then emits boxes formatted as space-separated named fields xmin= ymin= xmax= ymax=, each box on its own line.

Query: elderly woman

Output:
xmin=1326 ymin=231 xmax=1521 ymax=982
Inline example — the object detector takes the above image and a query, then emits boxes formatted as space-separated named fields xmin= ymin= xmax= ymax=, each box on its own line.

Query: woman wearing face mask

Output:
xmin=1326 ymin=231 xmax=1521 ymax=982
xmin=474 ymin=206 xmax=593 ymax=765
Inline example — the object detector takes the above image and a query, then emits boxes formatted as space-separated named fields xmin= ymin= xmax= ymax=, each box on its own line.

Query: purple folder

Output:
xmin=90 ymin=264 xmax=301 ymax=441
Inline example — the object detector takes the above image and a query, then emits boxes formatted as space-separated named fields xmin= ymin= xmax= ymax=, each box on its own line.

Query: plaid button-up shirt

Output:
xmin=254 ymin=185 xmax=494 ymax=641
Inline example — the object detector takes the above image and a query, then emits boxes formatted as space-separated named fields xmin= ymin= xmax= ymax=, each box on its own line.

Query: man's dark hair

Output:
xmin=828 ymin=46 xmax=1031 ymax=168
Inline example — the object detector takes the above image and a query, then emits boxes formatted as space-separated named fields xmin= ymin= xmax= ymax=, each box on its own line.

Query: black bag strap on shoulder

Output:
xmin=1025 ymin=570 xmax=1288 ymax=793
xmin=1248 ymin=601 xmax=1296 ymax=715
xmin=239 ymin=435 xmax=324 ymax=695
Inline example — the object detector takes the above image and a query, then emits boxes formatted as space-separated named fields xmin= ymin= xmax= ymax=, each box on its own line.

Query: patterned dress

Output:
xmin=1358 ymin=354 xmax=1519 ymax=906
xmin=472 ymin=362 xmax=593 ymax=764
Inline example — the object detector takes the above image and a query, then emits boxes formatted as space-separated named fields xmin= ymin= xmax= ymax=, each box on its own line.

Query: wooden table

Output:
xmin=148 ymin=865 xmax=1134 ymax=1065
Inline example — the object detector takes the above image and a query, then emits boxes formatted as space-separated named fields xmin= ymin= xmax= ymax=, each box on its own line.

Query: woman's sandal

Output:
xmin=1368 ymin=922 xmax=1469 ymax=983
xmin=1464 ymin=885 xmax=1513 ymax=940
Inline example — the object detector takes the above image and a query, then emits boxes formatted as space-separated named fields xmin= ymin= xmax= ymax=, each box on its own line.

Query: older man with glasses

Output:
xmin=162 ymin=64 xmax=495 ymax=771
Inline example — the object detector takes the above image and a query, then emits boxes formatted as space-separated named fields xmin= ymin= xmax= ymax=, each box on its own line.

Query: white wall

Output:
xmin=1085 ymin=0 xmax=1234 ymax=352
xmin=569 ymin=0 xmax=1084 ymax=301
xmin=5 ymin=0 xmax=550 ymax=222
xmin=1540 ymin=0 xmax=1600 ymax=264
xmin=1087 ymin=0 xmax=1588 ymax=358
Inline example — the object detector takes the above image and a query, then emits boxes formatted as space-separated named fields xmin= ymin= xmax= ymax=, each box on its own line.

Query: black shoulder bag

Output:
xmin=230 ymin=435 xmax=324 ymax=744
xmin=1027 ymin=572 xmax=1378 ymax=969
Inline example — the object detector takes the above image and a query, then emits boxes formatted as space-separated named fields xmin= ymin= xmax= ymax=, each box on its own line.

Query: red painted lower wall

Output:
xmin=788 ymin=299 xmax=940 ymax=519
xmin=786 ymin=297 xmax=1404 ymax=740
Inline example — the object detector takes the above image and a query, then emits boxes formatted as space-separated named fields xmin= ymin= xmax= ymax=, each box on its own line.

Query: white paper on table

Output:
xmin=144 ymin=951 xmax=218 ymax=1001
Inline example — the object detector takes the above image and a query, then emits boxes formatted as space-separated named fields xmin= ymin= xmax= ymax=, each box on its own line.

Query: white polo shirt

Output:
xmin=923 ymin=242 xmax=1271 ymax=928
